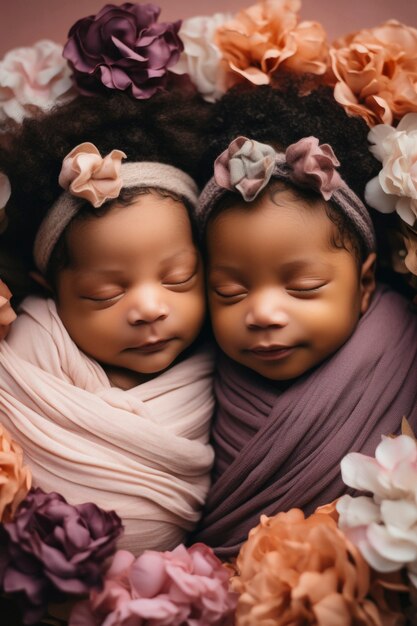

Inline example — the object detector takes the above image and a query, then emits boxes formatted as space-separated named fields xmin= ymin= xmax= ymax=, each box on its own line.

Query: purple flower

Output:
xmin=63 ymin=3 xmax=184 ymax=99
xmin=0 ymin=488 xmax=123 ymax=625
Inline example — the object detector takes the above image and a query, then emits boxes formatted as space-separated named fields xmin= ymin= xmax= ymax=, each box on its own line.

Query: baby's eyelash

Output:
xmin=82 ymin=293 xmax=123 ymax=302
xmin=163 ymin=270 xmax=197 ymax=285
xmin=287 ymin=283 xmax=327 ymax=294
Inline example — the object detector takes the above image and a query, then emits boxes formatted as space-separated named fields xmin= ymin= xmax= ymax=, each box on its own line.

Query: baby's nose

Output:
xmin=126 ymin=285 xmax=169 ymax=325
xmin=245 ymin=289 xmax=290 ymax=329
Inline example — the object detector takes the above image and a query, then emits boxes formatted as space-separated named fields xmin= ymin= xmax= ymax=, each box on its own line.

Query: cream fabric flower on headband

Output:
xmin=214 ymin=136 xmax=276 ymax=201
xmin=365 ymin=113 xmax=417 ymax=227
xmin=59 ymin=142 xmax=127 ymax=208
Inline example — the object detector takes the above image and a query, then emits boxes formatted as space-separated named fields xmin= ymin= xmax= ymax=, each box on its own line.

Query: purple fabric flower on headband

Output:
xmin=63 ymin=3 xmax=183 ymax=99
xmin=214 ymin=136 xmax=276 ymax=201
xmin=286 ymin=136 xmax=343 ymax=200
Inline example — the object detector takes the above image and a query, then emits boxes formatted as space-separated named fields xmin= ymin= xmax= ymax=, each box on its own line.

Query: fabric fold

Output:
xmin=0 ymin=296 xmax=214 ymax=555
xmin=192 ymin=284 xmax=417 ymax=557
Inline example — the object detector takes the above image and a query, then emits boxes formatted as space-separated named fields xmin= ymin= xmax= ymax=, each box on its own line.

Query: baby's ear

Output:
xmin=359 ymin=252 xmax=376 ymax=315
xmin=29 ymin=271 xmax=53 ymax=293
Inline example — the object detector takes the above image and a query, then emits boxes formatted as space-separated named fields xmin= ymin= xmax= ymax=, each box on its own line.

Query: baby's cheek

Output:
xmin=211 ymin=307 xmax=238 ymax=348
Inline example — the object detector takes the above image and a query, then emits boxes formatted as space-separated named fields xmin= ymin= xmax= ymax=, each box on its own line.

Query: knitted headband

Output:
xmin=197 ymin=136 xmax=376 ymax=255
xmin=33 ymin=142 xmax=199 ymax=274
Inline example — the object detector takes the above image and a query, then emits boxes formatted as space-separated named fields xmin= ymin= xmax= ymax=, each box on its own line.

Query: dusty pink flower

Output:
xmin=69 ymin=544 xmax=237 ymax=626
xmin=286 ymin=136 xmax=343 ymax=200
xmin=64 ymin=3 xmax=183 ymax=99
xmin=0 ymin=422 xmax=31 ymax=522
xmin=337 ymin=434 xmax=417 ymax=587
xmin=59 ymin=142 xmax=126 ymax=208
xmin=215 ymin=0 xmax=329 ymax=87
xmin=0 ymin=40 xmax=74 ymax=122
xmin=330 ymin=20 xmax=417 ymax=126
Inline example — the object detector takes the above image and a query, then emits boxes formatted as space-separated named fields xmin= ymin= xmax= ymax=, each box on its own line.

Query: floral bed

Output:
xmin=1 ymin=1 xmax=417 ymax=624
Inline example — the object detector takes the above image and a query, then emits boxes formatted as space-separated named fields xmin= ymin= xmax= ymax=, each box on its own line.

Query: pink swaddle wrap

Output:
xmin=0 ymin=296 xmax=214 ymax=555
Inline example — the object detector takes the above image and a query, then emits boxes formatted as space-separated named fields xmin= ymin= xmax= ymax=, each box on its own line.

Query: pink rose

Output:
xmin=0 ymin=40 xmax=74 ymax=122
xmin=70 ymin=544 xmax=237 ymax=626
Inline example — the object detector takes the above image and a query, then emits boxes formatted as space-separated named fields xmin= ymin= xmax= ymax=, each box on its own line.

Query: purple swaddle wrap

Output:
xmin=192 ymin=284 xmax=417 ymax=557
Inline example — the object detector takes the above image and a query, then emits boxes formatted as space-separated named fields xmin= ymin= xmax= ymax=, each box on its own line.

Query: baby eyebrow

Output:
xmin=280 ymin=259 xmax=332 ymax=273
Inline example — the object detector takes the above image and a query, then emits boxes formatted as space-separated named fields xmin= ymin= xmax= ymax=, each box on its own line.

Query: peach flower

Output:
xmin=330 ymin=20 xmax=417 ymax=127
xmin=0 ymin=40 xmax=74 ymax=122
xmin=215 ymin=0 xmax=329 ymax=87
xmin=0 ymin=423 xmax=31 ymax=522
xmin=232 ymin=508 xmax=402 ymax=625
xmin=0 ymin=279 xmax=16 ymax=341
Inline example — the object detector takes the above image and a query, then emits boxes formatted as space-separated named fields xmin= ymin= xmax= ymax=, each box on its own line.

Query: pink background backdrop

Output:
xmin=0 ymin=0 xmax=416 ymax=58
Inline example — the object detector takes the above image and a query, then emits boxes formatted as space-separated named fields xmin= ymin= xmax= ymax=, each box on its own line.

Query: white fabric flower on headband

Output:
xmin=59 ymin=143 xmax=127 ymax=208
xmin=365 ymin=113 xmax=417 ymax=227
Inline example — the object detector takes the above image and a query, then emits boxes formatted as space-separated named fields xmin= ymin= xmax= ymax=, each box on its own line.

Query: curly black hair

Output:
xmin=0 ymin=89 xmax=212 ymax=296
xmin=199 ymin=81 xmax=380 ymax=202
xmin=198 ymin=80 xmax=388 ymax=269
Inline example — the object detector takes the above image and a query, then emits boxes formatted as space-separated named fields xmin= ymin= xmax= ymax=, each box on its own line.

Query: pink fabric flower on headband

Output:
xmin=214 ymin=136 xmax=276 ymax=201
xmin=286 ymin=136 xmax=343 ymax=200
xmin=59 ymin=142 xmax=127 ymax=207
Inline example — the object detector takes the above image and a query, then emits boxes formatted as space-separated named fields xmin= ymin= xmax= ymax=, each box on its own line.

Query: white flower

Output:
xmin=0 ymin=40 xmax=74 ymax=122
xmin=365 ymin=113 xmax=417 ymax=226
xmin=171 ymin=13 xmax=232 ymax=102
xmin=337 ymin=434 xmax=417 ymax=585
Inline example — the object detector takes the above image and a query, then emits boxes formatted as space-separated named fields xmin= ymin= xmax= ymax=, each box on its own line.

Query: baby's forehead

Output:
xmin=64 ymin=198 xmax=197 ymax=268
xmin=207 ymin=187 xmax=331 ymax=236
